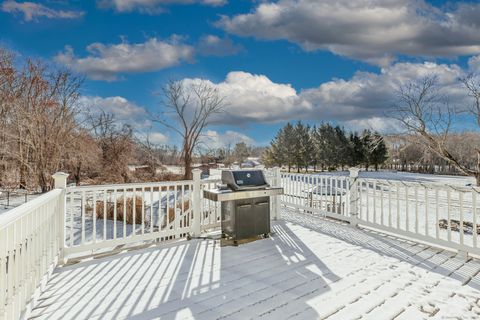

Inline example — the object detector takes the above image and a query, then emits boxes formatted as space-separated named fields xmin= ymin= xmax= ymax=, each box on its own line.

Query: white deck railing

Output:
xmin=10 ymin=167 xmax=479 ymax=318
xmin=280 ymin=170 xmax=480 ymax=257
xmin=0 ymin=173 xmax=66 ymax=320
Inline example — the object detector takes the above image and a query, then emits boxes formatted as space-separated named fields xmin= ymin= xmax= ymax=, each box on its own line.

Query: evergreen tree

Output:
xmin=282 ymin=123 xmax=297 ymax=172
xmin=267 ymin=122 xmax=388 ymax=172
xmin=233 ymin=142 xmax=249 ymax=163
xmin=334 ymin=126 xmax=350 ymax=170
xmin=294 ymin=122 xmax=314 ymax=172
xmin=349 ymin=132 xmax=365 ymax=167
xmin=361 ymin=129 xmax=373 ymax=171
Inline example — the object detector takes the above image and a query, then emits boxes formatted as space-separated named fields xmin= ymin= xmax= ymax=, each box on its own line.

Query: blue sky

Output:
xmin=1 ymin=0 xmax=480 ymax=147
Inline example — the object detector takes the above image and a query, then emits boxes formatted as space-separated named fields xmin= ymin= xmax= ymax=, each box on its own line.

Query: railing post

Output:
xmin=52 ymin=172 xmax=68 ymax=261
xmin=192 ymin=169 xmax=202 ymax=237
xmin=349 ymin=168 xmax=360 ymax=227
xmin=272 ymin=167 xmax=282 ymax=220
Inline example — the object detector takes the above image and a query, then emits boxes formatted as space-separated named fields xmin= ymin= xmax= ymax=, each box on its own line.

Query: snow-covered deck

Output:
xmin=30 ymin=209 xmax=480 ymax=320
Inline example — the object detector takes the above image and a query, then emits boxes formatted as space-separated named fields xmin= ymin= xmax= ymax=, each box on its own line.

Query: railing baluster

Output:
xmin=396 ymin=183 xmax=400 ymax=230
xmin=388 ymin=182 xmax=392 ymax=228
xmin=366 ymin=180 xmax=370 ymax=221
xmin=132 ymin=188 xmax=136 ymax=236
xmin=460 ymin=191 xmax=464 ymax=246
xmin=123 ymin=189 xmax=127 ymax=238
xmin=296 ymin=175 xmax=299 ymax=208
xmin=93 ymin=191 xmax=96 ymax=243
xmin=447 ymin=188 xmax=452 ymax=242
xmin=473 ymin=191 xmax=478 ymax=248
xmin=141 ymin=187 xmax=145 ymax=235
xmin=181 ymin=184 xmax=185 ymax=227
xmin=435 ymin=188 xmax=440 ymax=239
xmin=320 ymin=176 xmax=324 ymax=212
xmin=113 ymin=188 xmax=117 ymax=240
xmin=405 ymin=185 xmax=409 ymax=232
xmin=0 ymin=225 xmax=5 ymax=318
xmin=380 ymin=183 xmax=384 ymax=225
xmin=166 ymin=186 xmax=170 ymax=231
xmin=358 ymin=180 xmax=363 ymax=220
xmin=81 ymin=190 xmax=85 ymax=244
xmin=414 ymin=185 xmax=419 ymax=234
xmin=424 ymin=186 xmax=428 ymax=237
xmin=69 ymin=193 xmax=74 ymax=247
xmin=150 ymin=187 xmax=154 ymax=233
xmin=103 ymin=190 xmax=107 ymax=241
xmin=174 ymin=185 xmax=179 ymax=231
xmin=373 ymin=180 xmax=377 ymax=224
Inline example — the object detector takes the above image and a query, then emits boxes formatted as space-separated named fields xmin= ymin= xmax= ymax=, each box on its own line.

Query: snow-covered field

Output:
xmin=0 ymin=191 xmax=40 ymax=215
xmin=314 ymin=170 xmax=476 ymax=186
xmin=30 ymin=210 xmax=480 ymax=320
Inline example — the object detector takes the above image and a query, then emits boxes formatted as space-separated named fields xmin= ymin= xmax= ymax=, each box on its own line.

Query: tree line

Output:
xmin=264 ymin=122 xmax=388 ymax=172
xmin=385 ymin=133 xmax=480 ymax=177
xmin=0 ymin=48 xmax=185 ymax=192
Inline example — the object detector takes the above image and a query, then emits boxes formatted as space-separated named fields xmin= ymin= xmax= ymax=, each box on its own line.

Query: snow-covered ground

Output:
xmin=0 ymin=191 xmax=40 ymax=215
xmin=30 ymin=209 xmax=480 ymax=320
xmin=314 ymin=170 xmax=476 ymax=186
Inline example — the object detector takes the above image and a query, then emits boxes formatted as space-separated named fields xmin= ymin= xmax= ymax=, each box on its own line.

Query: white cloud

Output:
xmin=341 ymin=117 xmax=404 ymax=134
xmin=201 ymin=130 xmax=255 ymax=148
xmin=55 ymin=37 xmax=194 ymax=81
xmin=197 ymin=35 xmax=243 ymax=57
xmin=299 ymin=61 xmax=466 ymax=121
xmin=181 ymin=71 xmax=307 ymax=124
xmin=176 ymin=61 xmax=469 ymax=131
xmin=97 ymin=0 xmax=226 ymax=14
xmin=469 ymin=56 xmax=480 ymax=72
xmin=1 ymin=0 xmax=84 ymax=22
xmin=78 ymin=96 xmax=152 ymax=129
xmin=148 ymin=132 xmax=169 ymax=144
xmin=218 ymin=0 xmax=480 ymax=65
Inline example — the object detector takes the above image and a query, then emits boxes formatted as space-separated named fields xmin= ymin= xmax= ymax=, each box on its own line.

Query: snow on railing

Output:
xmin=0 ymin=172 xmax=67 ymax=320
xmin=280 ymin=169 xmax=480 ymax=257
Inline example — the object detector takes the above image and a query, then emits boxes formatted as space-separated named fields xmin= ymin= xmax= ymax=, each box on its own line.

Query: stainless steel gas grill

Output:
xmin=203 ymin=170 xmax=283 ymax=244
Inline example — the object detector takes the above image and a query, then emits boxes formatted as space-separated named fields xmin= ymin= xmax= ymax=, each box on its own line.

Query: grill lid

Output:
xmin=222 ymin=170 xmax=269 ymax=191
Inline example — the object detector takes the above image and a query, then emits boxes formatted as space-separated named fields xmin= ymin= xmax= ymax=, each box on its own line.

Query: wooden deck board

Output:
xmin=29 ymin=210 xmax=480 ymax=320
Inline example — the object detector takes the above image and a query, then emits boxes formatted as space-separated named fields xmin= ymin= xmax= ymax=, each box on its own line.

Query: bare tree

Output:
xmin=394 ymin=75 xmax=480 ymax=185
xmin=153 ymin=80 xmax=225 ymax=179
xmin=89 ymin=111 xmax=134 ymax=183
xmin=0 ymin=55 xmax=82 ymax=191
xmin=136 ymin=132 xmax=163 ymax=178
xmin=66 ymin=129 xmax=101 ymax=185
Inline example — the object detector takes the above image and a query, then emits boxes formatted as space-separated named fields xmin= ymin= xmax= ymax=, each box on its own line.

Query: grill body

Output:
xmin=221 ymin=196 xmax=270 ymax=240
xmin=203 ymin=169 xmax=283 ymax=243
xmin=219 ymin=170 xmax=271 ymax=241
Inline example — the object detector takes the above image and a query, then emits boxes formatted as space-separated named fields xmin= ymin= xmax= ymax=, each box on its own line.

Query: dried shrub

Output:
xmin=86 ymin=193 xmax=191 ymax=228
xmin=94 ymin=196 xmax=144 ymax=225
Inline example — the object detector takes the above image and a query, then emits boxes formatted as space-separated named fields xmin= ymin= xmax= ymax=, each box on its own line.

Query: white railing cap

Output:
xmin=348 ymin=167 xmax=360 ymax=178
xmin=0 ymin=189 xmax=62 ymax=228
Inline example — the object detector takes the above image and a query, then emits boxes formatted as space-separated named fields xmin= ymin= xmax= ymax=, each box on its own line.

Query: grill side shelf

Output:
xmin=203 ymin=187 xmax=283 ymax=202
